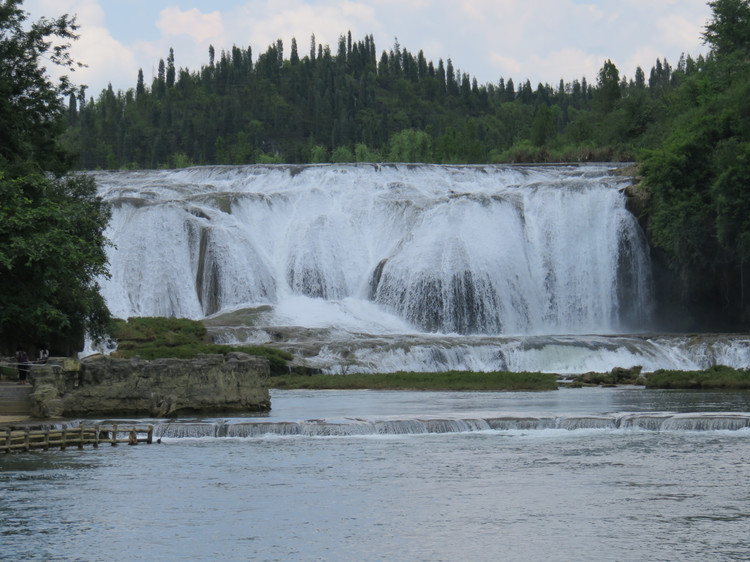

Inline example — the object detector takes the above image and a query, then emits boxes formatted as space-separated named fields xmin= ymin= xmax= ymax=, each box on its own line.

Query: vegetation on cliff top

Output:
xmin=110 ymin=317 xmax=292 ymax=375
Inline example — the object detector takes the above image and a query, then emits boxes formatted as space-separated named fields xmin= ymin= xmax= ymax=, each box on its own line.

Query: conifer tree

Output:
xmin=167 ymin=47 xmax=176 ymax=88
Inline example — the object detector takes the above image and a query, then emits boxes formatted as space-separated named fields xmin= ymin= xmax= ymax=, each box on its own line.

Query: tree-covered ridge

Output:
xmin=64 ymin=31 xmax=697 ymax=169
xmin=641 ymin=0 xmax=750 ymax=329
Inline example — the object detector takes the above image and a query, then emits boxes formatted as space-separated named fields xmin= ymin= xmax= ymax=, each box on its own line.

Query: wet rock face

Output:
xmin=30 ymin=353 xmax=270 ymax=418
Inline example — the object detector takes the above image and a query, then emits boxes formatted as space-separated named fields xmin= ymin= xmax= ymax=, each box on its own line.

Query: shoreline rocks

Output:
xmin=29 ymin=352 xmax=270 ymax=418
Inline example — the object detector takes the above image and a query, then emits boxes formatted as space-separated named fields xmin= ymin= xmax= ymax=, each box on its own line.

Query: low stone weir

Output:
xmin=150 ymin=412 xmax=750 ymax=439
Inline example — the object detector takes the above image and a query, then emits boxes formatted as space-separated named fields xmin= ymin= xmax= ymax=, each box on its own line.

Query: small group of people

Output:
xmin=13 ymin=346 xmax=49 ymax=385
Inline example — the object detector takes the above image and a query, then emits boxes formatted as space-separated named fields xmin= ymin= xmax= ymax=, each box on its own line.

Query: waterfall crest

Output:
xmin=95 ymin=163 xmax=652 ymax=336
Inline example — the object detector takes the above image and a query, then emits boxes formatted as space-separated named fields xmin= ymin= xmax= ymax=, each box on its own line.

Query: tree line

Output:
xmin=63 ymin=32 xmax=695 ymax=169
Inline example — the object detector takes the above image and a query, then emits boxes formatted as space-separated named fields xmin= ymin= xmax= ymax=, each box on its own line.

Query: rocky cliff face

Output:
xmin=30 ymin=353 xmax=270 ymax=418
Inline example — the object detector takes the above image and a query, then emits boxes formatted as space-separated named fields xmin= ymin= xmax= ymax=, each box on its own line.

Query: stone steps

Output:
xmin=0 ymin=383 xmax=32 ymax=416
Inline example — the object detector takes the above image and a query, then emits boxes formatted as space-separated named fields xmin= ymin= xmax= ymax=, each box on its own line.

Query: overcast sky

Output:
xmin=24 ymin=0 xmax=713 ymax=98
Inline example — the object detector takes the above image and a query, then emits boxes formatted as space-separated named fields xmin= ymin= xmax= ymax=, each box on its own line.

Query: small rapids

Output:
xmin=147 ymin=412 xmax=750 ymax=439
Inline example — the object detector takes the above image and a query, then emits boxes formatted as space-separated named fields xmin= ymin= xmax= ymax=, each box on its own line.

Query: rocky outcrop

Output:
xmin=29 ymin=353 xmax=270 ymax=418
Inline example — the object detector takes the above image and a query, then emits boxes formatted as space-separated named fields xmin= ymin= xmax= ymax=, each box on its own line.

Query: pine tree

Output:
xmin=703 ymin=0 xmax=750 ymax=57
xmin=290 ymin=37 xmax=299 ymax=65
xmin=167 ymin=47 xmax=176 ymax=88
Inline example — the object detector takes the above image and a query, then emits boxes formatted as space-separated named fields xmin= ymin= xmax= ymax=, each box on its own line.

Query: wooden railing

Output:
xmin=2 ymin=423 xmax=154 ymax=453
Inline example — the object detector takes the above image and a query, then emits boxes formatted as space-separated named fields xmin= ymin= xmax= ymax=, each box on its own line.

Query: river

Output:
xmin=2 ymin=387 xmax=749 ymax=561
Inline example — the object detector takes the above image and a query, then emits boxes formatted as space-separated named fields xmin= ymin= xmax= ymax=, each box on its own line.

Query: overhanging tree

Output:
xmin=0 ymin=0 xmax=112 ymax=354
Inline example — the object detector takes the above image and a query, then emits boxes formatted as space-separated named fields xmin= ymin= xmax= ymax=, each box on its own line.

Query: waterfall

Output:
xmin=94 ymin=163 xmax=652 ymax=336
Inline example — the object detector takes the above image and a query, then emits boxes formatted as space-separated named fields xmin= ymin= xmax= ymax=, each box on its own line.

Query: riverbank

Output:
xmin=271 ymin=371 xmax=565 ymax=391
xmin=270 ymin=366 xmax=750 ymax=391
xmin=644 ymin=366 xmax=750 ymax=390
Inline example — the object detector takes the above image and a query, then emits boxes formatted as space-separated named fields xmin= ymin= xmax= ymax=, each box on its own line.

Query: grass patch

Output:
xmin=110 ymin=317 xmax=292 ymax=374
xmin=270 ymin=371 xmax=558 ymax=391
xmin=644 ymin=365 xmax=750 ymax=390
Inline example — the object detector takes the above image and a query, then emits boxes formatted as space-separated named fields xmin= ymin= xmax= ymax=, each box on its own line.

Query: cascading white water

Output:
xmin=91 ymin=163 xmax=750 ymax=373
xmin=94 ymin=163 xmax=652 ymax=334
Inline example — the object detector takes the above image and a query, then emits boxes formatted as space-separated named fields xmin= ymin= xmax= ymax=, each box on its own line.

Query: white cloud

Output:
xmin=489 ymin=53 xmax=523 ymax=76
xmin=157 ymin=7 xmax=224 ymax=44
xmin=23 ymin=0 xmax=139 ymax=95
xmin=225 ymin=0 xmax=379 ymax=57
xmin=657 ymin=13 xmax=705 ymax=50
xmin=74 ymin=26 xmax=139 ymax=94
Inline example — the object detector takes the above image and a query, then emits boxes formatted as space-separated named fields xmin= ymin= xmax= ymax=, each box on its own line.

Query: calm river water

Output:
xmin=2 ymin=387 xmax=749 ymax=561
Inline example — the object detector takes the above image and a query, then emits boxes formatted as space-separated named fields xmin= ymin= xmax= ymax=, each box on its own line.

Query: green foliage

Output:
xmin=330 ymin=145 xmax=355 ymax=163
xmin=640 ymin=1 xmax=750 ymax=326
xmin=0 ymin=0 xmax=82 ymax=176
xmin=354 ymin=143 xmax=380 ymax=162
xmin=172 ymin=152 xmax=195 ymax=168
xmin=703 ymin=0 xmax=750 ymax=58
xmin=309 ymin=144 xmax=328 ymax=163
xmin=62 ymin=32 xmax=689 ymax=170
xmin=530 ymin=105 xmax=558 ymax=147
xmin=387 ymin=129 xmax=433 ymax=162
xmin=270 ymin=371 xmax=559 ymax=391
xmin=645 ymin=365 xmax=750 ymax=389
xmin=0 ymin=3 xmax=112 ymax=355
xmin=110 ymin=317 xmax=292 ymax=374
xmin=594 ymin=59 xmax=621 ymax=114
xmin=111 ymin=317 xmax=207 ymax=345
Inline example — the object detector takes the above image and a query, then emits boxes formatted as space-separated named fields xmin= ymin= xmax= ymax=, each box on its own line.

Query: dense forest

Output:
xmin=63 ymin=33 xmax=690 ymax=169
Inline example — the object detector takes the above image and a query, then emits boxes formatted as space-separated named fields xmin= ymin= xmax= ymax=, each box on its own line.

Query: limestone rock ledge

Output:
xmin=29 ymin=352 xmax=270 ymax=418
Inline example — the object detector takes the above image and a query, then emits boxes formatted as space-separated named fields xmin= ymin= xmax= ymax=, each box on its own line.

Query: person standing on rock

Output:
xmin=15 ymin=346 xmax=30 ymax=385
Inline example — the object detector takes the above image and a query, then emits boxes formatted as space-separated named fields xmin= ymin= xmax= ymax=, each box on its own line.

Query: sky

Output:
xmin=23 ymin=0 xmax=714 ymax=98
